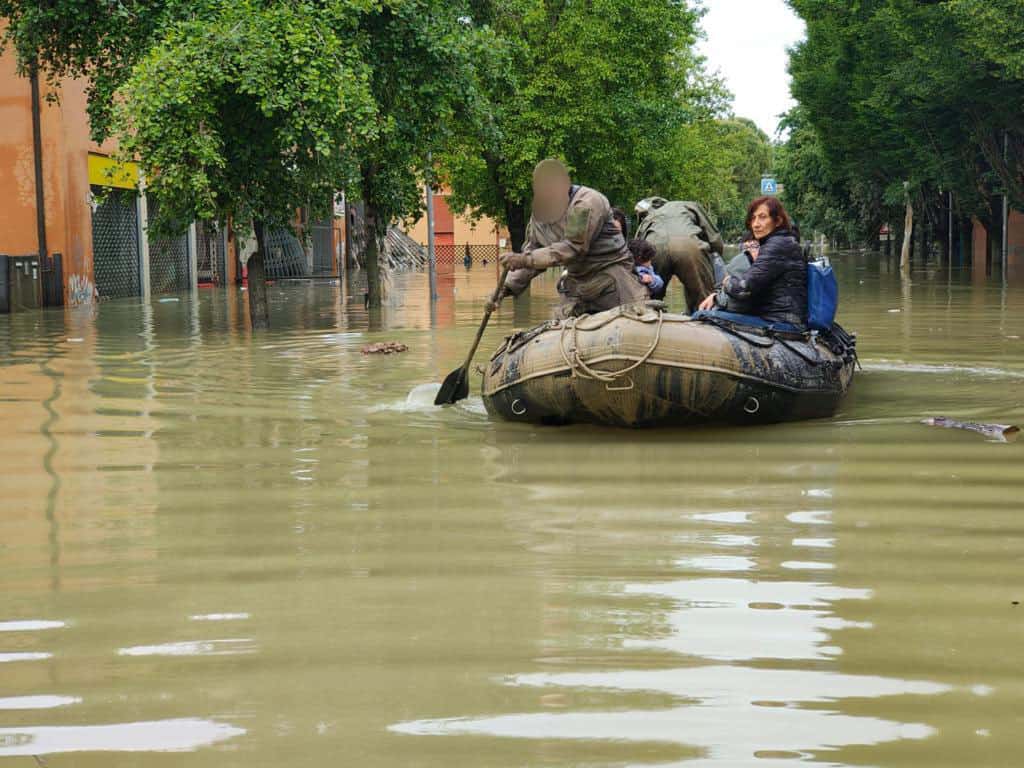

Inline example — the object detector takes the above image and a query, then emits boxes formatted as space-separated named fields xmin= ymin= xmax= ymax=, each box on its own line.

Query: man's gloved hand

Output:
xmin=485 ymin=287 xmax=507 ymax=314
xmin=499 ymin=251 xmax=530 ymax=270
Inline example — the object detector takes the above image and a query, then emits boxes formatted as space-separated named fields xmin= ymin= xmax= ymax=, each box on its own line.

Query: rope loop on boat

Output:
xmin=559 ymin=310 xmax=664 ymax=385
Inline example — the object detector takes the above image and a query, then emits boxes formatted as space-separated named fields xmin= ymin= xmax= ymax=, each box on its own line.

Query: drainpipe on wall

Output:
xmin=30 ymin=64 xmax=48 ymax=304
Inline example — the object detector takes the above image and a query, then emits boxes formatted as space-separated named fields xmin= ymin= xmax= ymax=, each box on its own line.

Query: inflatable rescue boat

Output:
xmin=481 ymin=303 xmax=856 ymax=428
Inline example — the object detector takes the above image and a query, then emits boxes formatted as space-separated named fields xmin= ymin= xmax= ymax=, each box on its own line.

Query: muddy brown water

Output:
xmin=1 ymin=253 xmax=1023 ymax=767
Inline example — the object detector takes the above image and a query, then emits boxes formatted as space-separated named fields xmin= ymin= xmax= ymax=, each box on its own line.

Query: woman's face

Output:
xmin=749 ymin=204 xmax=777 ymax=239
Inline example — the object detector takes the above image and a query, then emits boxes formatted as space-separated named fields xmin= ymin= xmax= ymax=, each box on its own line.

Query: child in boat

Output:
xmin=628 ymin=239 xmax=664 ymax=297
xmin=728 ymin=234 xmax=759 ymax=274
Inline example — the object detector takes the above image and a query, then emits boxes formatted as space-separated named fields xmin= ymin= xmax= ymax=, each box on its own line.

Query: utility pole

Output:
xmin=1002 ymin=131 xmax=1010 ymax=276
xmin=947 ymin=190 xmax=954 ymax=266
xmin=425 ymin=155 xmax=437 ymax=301
xmin=29 ymin=64 xmax=48 ymax=307
xmin=900 ymin=181 xmax=913 ymax=275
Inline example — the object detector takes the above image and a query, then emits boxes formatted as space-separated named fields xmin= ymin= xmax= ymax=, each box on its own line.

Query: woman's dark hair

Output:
xmin=745 ymin=196 xmax=791 ymax=233
xmin=611 ymin=207 xmax=629 ymax=240
xmin=628 ymin=238 xmax=657 ymax=264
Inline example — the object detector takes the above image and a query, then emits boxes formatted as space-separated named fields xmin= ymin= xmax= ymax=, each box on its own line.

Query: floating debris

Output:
xmin=922 ymin=417 xmax=1020 ymax=443
xmin=361 ymin=342 xmax=409 ymax=355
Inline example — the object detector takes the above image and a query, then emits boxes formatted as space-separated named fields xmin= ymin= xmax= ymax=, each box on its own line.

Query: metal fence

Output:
xmin=435 ymin=244 xmax=501 ymax=267
xmin=195 ymin=222 xmax=227 ymax=285
xmin=311 ymin=222 xmax=335 ymax=276
xmin=265 ymin=228 xmax=310 ymax=278
xmin=91 ymin=186 xmax=141 ymax=299
xmin=147 ymin=201 xmax=191 ymax=294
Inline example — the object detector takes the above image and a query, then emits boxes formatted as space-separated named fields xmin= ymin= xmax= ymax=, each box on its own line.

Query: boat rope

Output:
xmin=559 ymin=310 xmax=665 ymax=384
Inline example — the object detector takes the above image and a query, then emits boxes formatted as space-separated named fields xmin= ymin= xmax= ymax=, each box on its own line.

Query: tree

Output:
xmin=2 ymin=0 xmax=489 ymax=319
xmin=354 ymin=0 xmax=489 ymax=308
xmin=0 ymin=0 xmax=189 ymax=141
xmin=783 ymin=0 xmax=1024 ymax=250
xmin=675 ymin=117 xmax=773 ymax=238
xmin=442 ymin=0 xmax=725 ymax=250
xmin=114 ymin=0 xmax=377 ymax=328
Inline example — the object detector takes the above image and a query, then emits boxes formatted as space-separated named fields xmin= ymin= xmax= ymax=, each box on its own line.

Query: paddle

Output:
xmin=435 ymin=266 xmax=511 ymax=406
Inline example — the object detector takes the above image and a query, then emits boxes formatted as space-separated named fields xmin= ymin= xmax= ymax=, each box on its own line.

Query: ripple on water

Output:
xmin=0 ymin=652 xmax=53 ymax=663
xmin=368 ymin=382 xmax=488 ymax=419
xmin=0 ymin=718 xmax=245 ymax=756
xmin=863 ymin=359 xmax=1024 ymax=379
xmin=0 ymin=620 xmax=66 ymax=632
xmin=0 ymin=696 xmax=81 ymax=710
xmin=117 ymin=639 xmax=256 ymax=657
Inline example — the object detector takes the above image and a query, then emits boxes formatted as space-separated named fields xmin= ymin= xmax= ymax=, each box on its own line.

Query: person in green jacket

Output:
xmin=633 ymin=197 xmax=725 ymax=314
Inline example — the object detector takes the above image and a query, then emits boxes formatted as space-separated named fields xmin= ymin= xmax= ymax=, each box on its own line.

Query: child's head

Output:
xmin=611 ymin=207 xmax=629 ymax=239
xmin=629 ymin=238 xmax=656 ymax=267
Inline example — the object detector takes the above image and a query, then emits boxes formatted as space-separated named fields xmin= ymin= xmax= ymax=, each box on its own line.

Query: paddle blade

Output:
xmin=434 ymin=366 xmax=470 ymax=405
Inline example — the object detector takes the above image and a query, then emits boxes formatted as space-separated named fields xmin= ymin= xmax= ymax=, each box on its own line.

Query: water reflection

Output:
xmin=622 ymin=578 xmax=870 ymax=661
xmin=0 ymin=695 xmax=80 ymax=710
xmin=1 ymin=261 xmax=1021 ymax=766
xmin=393 ymin=441 xmax=956 ymax=766
xmin=0 ymin=718 xmax=245 ymax=756
xmin=118 ymin=638 xmax=257 ymax=657
xmin=394 ymin=666 xmax=945 ymax=766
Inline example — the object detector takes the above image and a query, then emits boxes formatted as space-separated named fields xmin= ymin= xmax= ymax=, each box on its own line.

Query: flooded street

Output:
xmin=2 ymin=255 xmax=1023 ymax=767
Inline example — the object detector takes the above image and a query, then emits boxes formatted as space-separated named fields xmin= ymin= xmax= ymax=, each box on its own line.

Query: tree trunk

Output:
xmin=364 ymin=202 xmax=382 ymax=309
xmin=346 ymin=198 xmax=366 ymax=270
xmin=248 ymin=219 xmax=271 ymax=330
xmin=919 ymin=214 xmax=929 ymax=263
xmin=505 ymin=200 xmax=527 ymax=253
xmin=900 ymin=198 xmax=913 ymax=274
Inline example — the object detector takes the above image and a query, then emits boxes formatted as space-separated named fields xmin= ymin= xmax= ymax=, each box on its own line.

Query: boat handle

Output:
xmin=510 ymin=399 xmax=527 ymax=415
xmin=605 ymin=377 xmax=635 ymax=392
xmin=744 ymin=396 xmax=760 ymax=414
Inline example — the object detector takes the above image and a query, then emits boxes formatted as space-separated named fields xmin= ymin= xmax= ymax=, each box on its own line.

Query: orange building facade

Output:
xmin=404 ymin=189 xmax=510 ymax=262
xmin=971 ymin=210 xmax=1024 ymax=282
xmin=0 ymin=41 xmax=343 ymax=313
xmin=0 ymin=47 xmax=105 ymax=308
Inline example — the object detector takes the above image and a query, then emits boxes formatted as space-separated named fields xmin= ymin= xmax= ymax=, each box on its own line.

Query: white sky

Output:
xmin=696 ymin=0 xmax=806 ymax=137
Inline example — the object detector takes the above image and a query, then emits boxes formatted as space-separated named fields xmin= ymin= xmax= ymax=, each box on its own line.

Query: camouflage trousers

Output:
xmin=556 ymin=263 xmax=648 ymax=320
xmin=652 ymin=237 xmax=716 ymax=315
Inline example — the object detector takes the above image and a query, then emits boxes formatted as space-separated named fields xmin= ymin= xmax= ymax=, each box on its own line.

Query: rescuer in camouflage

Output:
xmin=633 ymin=197 xmax=725 ymax=314
xmin=493 ymin=159 xmax=647 ymax=319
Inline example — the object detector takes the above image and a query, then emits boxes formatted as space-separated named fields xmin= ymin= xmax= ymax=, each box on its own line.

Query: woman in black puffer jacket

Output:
xmin=699 ymin=196 xmax=807 ymax=328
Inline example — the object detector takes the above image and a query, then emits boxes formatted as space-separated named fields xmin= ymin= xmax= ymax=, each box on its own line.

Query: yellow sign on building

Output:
xmin=88 ymin=153 xmax=139 ymax=190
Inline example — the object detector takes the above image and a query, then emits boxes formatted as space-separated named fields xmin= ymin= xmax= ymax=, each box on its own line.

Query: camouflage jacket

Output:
xmin=505 ymin=185 xmax=632 ymax=296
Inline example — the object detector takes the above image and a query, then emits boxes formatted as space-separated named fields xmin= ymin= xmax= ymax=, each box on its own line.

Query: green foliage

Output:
xmin=2 ymin=0 xmax=780 ymax=259
xmin=783 ymin=0 xmax=1024 ymax=243
xmin=0 ymin=0 xmax=197 ymax=141
xmin=115 ymin=0 xmax=376 ymax=230
xmin=441 ymin=0 xmax=732 ymax=244
xmin=3 ymin=0 xmax=484 ymax=239
xmin=355 ymin=0 xmax=490 ymax=230
xmin=670 ymin=117 xmax=773 ymax=238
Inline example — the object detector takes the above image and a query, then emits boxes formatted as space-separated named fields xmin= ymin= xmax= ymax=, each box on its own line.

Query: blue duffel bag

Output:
xmin=807 ymin=258 xmax=838 ymax=331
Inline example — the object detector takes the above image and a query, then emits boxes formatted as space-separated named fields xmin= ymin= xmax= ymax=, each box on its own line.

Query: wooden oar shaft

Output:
xmin=458 ymin=266 xmax=511 ymax=372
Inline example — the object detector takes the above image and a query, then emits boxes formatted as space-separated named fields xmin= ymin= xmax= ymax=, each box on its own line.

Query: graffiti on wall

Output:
xmin=68 ymin=273 xmax=98 ymax=306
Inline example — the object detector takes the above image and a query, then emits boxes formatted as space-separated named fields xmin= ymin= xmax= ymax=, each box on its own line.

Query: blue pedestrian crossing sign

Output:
xmin=761 ymin=177 xmax=778 ymax=195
